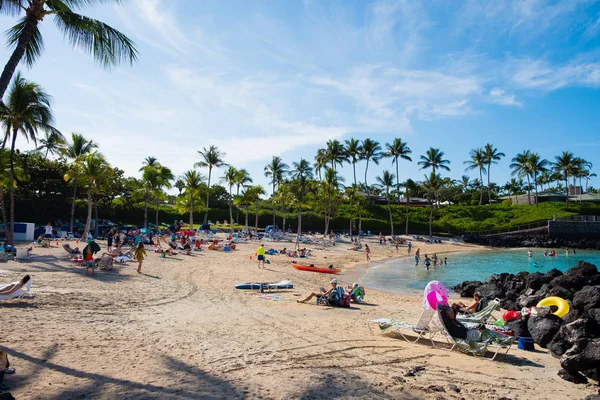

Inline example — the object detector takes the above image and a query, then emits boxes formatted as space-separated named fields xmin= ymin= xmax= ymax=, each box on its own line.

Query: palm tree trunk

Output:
xmin=82 ymin=187 xmax=93 ymax=239
xmin=155 ymin=198 xmax=160 ymax=228
xmin=479 ymin=168 xmax=483 ymax=205
xmin=364 ymin=160 xmax=370 ymax=195
xmin=429 ymin=205 xmax=433 ymax=237
xmin=395 ymin=157 xmax=400 ymax=204
xmin=228 ymin=186 xmax=234 ymax=233
xmin=387 ymin=194 xmax=393 ymax=236
xmin=358 ymin=209 xmax=362 ymax=237
xmin=405 ymin=179 xmax=410 ymax=235
xmin=297 ymin=207 xmax=302 ymax=236
xmin=254 ymin=200 xmax=259 ymax=232
xmin=282 ymin=211 xmax=287 ymax=234
xmin=8 ymin=130 xmax=18 ymax=245
xmin=526 ymin=175 xmax=532 ymax=205
xmin=70 ymin=182 xmax=78 ymax=234
xmin=94 ymin=198 xmax=99 ymax=238
xmin=144 ymin=195 xmax=148 ymax=228
xmin=325 ymin=191 xmax=331 ymax=236
xmin=565 ymin=175 xmax=569 ymax=206
xmin=189 ymin=193 xmax=194 ymax=228
xmin=204 ymin=168 xmax=211 ymax=224
xmin=45 ymin=148 xmax=49 ymax=158
xmin=245 ymin=207 xmax=249 ymax=232
xmin=0 ymin=186 xmax=8 ymax=245
xmin=0 ymin=15 xmax=39 ymax=99
xmin=236 ymin=185 xmax=240 ymax=224
xmin=352 ymin=161 xmax=357 ymax=186
xmin=487 ymin=164 xmax=492 ymax=204
xmin=534 ymin=174 xmax=539 ymax=206
xmin=272 ymin=183 xmax=276 ymax=229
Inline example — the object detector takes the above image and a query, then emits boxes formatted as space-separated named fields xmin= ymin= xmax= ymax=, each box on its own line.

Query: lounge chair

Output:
xmin=456 ymin=298 xmax=500 ymax=325
xmin=15 ymin=248 xmax=30 ymax=262
xmin=62 ymin=244 xmax=80 ymax=256
xmin=0 ymin=280 xmax=33 ymax=300
xmin=98 ymin=254 xmax=114 ymax=271
xmin=367 ymin=308 xmax=442 ymax=344
xmin=436 ymin=304 xmax=514 ymax=360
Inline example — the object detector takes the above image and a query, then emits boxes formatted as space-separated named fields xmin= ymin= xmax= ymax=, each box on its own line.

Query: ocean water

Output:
xmin=359 ymin=249 xmax=600 ymax=295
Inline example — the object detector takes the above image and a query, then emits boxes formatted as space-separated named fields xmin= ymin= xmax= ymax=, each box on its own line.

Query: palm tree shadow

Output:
xmin=1 ymin=346 xmax=244 ymax=399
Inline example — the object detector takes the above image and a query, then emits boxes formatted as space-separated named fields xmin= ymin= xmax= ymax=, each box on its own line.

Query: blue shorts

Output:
xmin=257 ymin=255 xmax=264 ymax=261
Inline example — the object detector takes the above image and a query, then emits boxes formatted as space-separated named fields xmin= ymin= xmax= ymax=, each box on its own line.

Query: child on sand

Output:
xmin=365 ymin=244 xmax=370 ymax=261
xmin=134 ymin=242 xmax=147 ymax=274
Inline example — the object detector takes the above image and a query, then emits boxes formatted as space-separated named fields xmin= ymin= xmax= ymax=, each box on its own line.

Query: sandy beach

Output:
xmin=0 ymin=236 xmax=597 ymax=399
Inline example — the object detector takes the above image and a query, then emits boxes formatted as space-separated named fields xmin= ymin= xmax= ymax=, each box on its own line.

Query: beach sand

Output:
xmin=0 ymin=236 xmax=596 ymax=399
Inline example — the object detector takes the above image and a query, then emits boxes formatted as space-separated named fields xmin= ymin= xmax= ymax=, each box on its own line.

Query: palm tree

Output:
xmin=0 ymin=0 xmax=138 ymax=99
xmin=36 ymin=130 xmax=65 ymax=157
xmin=182 ymin=170 xmax=203 ymax=228
xmin=553 ymin=151 xmax=575 ymax=206
xmin=529 ymin=152 xmax=548 ymax=206
xmin=264 ymin=156 xmax=289 ymax=228
xmin=313 ymin=148 xmax=327 ymax=181
xmin=62 ymin=133 xmax=97 ymax=233
xmin=385 ymin=138 xmax=412 ymax=204
xmin=139 ymin=156 xmax=158 ymax=171
xmin=0 ymin=73 xmax=56 ymax=244
xmin=418 ymin=147 xmax=451 ymax=174
xmin=459 ymin=175 xmax=473 ymax=193
xmin=65 ymin=151 xmax=108 ymax=239
xmin=464 ymin=148 xmax=487 ymax=205
xmin=360 ymin=138 xmax=382 ymax=195
xmin=195 ymin=145 xmax=227 ymax=224
xmin=234 ymin=168 xmax=252 ymax=224
xmin=153 ymin=164 xmax=174 ymax=226
xmin=403 ymin=178 xmax=418 ymax=235
xmin=221 ymin=166 xmax=238 ymax=233
xmin=274 ymin=181 xmax=294 ymax=233
xmin=504 ymin=178 xmax=524 ymax=204
xmin=423 ymin=172 xmax=442 ymax=237
xmin=324 ymin=139 xmax=348 ymax=171
xmin=344 ymin=138 xmax=362 ymax=186
xmin=291 ymin=158 xmax=314 ymax=235
xmin=321 ymin=168 xmax=344 ymax=235
xmin=245 ymin=185 xmax=265 ymax=233
xmin=376 ymin=170 xmax=396 ymax=235
xmin=0 ymin=149 xmax=27 ymax=241
xmin=510 ymin=150 xmax=533 ymax=205
xmin=483 ymin=144 xmax=505 ymax=204
xmin=139 ymin=166 xmax=157 ymax=229
xmin=538 ymin=170 xmax=552 ymax=191
xmin=584 ymin=171 xmax=597 ymax=192
xmin=174 ymin=179 xmax=185 ymax=195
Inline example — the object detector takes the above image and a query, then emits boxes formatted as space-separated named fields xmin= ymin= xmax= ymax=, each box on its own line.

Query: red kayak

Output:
xmin=292 ymin=263 xmax=341 ymax=274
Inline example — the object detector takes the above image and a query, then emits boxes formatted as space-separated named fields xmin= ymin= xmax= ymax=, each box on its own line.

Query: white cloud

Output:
xmin=489 ymin=87 xmax=523 ymax=107
xmin=512 ymin=58 xmax=600 ymax=90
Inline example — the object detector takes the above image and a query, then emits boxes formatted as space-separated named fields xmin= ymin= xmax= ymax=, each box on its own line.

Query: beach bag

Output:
xmin=326 ymin=291 xmax=339 ymax=306
xmin=337 ymin=294 xmax=351 ymax=307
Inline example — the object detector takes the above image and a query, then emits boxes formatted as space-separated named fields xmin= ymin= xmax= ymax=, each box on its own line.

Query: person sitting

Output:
xmin=451 ymin=292 xmax=486 ymax=314
xmin=226 ymin=242 xmax=236 ymax=250
xmin=168 ymin=241 xmax=178 ymax=250
xmin=439 ymin=304 xmax=470 ymax=339
xmin=0 ymin=275 xmax=31 ymax=297
xmin=348 ymin=283 xmax=365 ymax=303
xmin=298 ymin=248 xmax=306 ymax=257
xmin=183 ymin=240 xmax=192 ymax=255
xmin=63 ymin=243 xmax=80 ymax=254
xmin=287 ymin=250 xmax=297 ymax=257
xmin=297 ymin=279 xmax=344 ymax=305
xmin=279 ymin=247 xmax=287 ymax=254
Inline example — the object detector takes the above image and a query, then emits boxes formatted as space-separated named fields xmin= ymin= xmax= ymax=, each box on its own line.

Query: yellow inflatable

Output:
xmin=537 ymin=296 xmax=570 ymax=318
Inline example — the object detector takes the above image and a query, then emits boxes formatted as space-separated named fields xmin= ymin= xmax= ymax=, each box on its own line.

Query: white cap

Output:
xmin=330 ymin=279 xmax=338 ymax=284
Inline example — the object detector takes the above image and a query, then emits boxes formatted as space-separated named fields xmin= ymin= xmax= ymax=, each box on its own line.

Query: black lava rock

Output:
xmin=573 ymin=286 xmax=600 ymax=313
xmin=528 ymin=314 xmax=564 ymax=348
xmin=505 ymin=319 xmax=530 ymax=338
xmin=557 ymin=369 xmax=588 ymax=384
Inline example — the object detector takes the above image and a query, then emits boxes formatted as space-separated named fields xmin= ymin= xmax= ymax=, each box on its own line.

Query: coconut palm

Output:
xmin=538 ymin=170 xmax=552 ymax=191
xmin=423 ymin=172 xmax=442 ymax=237
xmin=153 ymin=164 xmax=174 ymax=226
xmin=264 ymin=156 xmax=289 ymax=228
xmin=0 ymin=149 xmax=27 ymax=241
xmin=139 ymin=156 xmax=158 ymax=171
xmin=418 ymin=147 xmax=451 ymax=174
xmin=195 ymin=145 xmax=227 ymax=224
xmin=274 ymin=181 xmax=294 ymax=233
xmin=360 ymin=139 xmax=382 ymax=194
xmin=244 ymin=185 xmax=265 ymax=233
xmin=139 ymin=166 xmax=157 ymax=229
xmin=65 ymin=151 xmax=108 ymax=239
xmin=221 ymin=166 xmax=238 ymax=233
xmin=291 ymin=158 xmax=314 ymax=235
xmin=385 ymin=138 xmax=412 ymax=204
xmin=464 ymin=148 xmax=487 ymax=205
xmin=483 ymin=144 xmax=505 ymax=204
xmin=321 ymin=167 xmax=344 ymax=235
xmin=313 ymin=148 xmax=327 ymax=181
xmin=529 ymin=152 xmax=548 ymax=206
xmin=510 ymin=150 xmax=534 ymax=205
xmin=344 ymin=138 xmax=362 ymax=186
xmin=182 ymin=170 xmax=203 ymax=228
xmin=0 ymin=73 xmax=57 ymax=244
xmin=376 ymin=170 xmax=396 ymax=235
xmin=553 ymin=151 xmax=575 ymax=206
xmin=403 ymin=178 xmax=418 ymax=234
xmin=324 ymin=139 xmax=348 ymax=171
xmin=36 ymin=130 xmax=65 ymax=158
xmin=62 ymin=133 xmax=97 ymax=233
xmin=174 ymin=179 xmax=185 ymax=195
xmin=0 ymin=0 xmax=138 ymax=99
xmin=234 ymin=168 xmax=252 ymax=224
xmin=584 ymin=171 xmax=597 ymax=192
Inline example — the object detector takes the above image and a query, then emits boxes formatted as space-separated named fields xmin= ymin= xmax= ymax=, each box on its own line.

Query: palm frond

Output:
xmin=52 ymin=10 xmax=138 ymax=67
xmin=0 ymin=0 xmax=26 ymax=16
xmin=5 ymin=17 xmax=45 ymax=67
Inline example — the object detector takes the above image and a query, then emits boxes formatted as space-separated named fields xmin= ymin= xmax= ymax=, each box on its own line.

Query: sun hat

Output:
xmin=330 ymin=279 xmax=338 ymax=284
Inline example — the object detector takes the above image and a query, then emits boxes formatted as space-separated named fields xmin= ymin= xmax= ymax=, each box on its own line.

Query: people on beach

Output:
xmin=134 ymin=242 xmax=147 ymax=274
xmin=0 ymin=275 xmax=30 ymax=296
xmin=414 ymin=254 xmax=419 ymax=266
xmin=298 ymin=278 xmax=344 ymax=304
xmin=349 ymin=283 xmax=365 ymax=303
xmin=444 ymin=257 xmax=447 ymax=265
xmin=365 ymin=244 xmax=370 ymax=261
xmin=256 ymin=244 xmax=265 ymax=268
xmin=565 ymin=247 xmax=569 ymax=256
xmin=44 ymin=222 xmax=53 ymax=239
xmin=452 ymin=292 xmax=482 ymax=313
xmin=407 ymin=241 xmax=412 ymax=254
xmin=528 ymin=249 xmax=533 ymax=257
xmin=107 ymin=228 xmax=114 ymax=250
xmin=424 ymin=256 xmax=431 ymax=270
xmin=432 ymin=253 xmax=438 ymax=266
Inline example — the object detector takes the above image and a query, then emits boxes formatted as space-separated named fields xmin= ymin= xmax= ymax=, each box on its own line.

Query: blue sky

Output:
xmin=2 ymin=0 xmax=600 ymax=194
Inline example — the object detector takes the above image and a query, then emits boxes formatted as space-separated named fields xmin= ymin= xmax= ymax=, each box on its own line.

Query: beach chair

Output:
xmin=15 ymin=248 xmax=30 ymax=262
xmin=456 ymin=298 xmax=500 ymax=325
xmin=367 ymin=308 xmax=442 ymax=344
xmin=98 ymin=254 xmax=114 ymax=271
xmin=0 ymin=280 xmax=33 ymax=300
xmin=436 ymin=304 xmax=514 ymax=360
xmin=0 ymin=248 xmax=8 ymax=263
xmin=62 ymin=244 xmax=80 ymax=257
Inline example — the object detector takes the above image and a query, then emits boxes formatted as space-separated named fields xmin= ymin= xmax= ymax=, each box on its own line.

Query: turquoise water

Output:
xmin=360 ymin=249 xmax=600 ymax=295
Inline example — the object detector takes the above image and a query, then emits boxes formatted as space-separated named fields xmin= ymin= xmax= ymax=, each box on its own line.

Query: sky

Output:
xmin=2 ymin=0 xmax=600 ymax=195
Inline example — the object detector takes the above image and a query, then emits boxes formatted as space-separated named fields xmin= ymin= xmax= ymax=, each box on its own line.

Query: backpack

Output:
xmin=337 ymin=294 xmax=351 ymax=307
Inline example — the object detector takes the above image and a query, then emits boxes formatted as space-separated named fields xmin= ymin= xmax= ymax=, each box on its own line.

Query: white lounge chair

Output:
xmin=15 ymin=248 xmax=30 ymax=262
xmin=367 ymin=308 xmax=442 ymax=344
xmin=0 ymin=280 xmax=33 ymax=300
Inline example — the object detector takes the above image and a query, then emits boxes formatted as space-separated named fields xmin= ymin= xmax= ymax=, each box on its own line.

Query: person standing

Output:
xmin=134 ymin=242 xmax=147 ymax=274
xmin=256 ymin=244 xmax=265 ymax=269
xmin=365 ymin=244 xmax=371 ymax=261
xmin=43 ymin=222 xmax=53 ymax=239
xmin=107 ymin=228 xmax=114 ymax=251
xmin=407 ymin=241 xmax=412 ymax=254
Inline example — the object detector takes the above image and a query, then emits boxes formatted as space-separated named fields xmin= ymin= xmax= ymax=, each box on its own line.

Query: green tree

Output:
xmin=529 ymin=152 xmax=548 ymax=206
xmin=423 ymin=172 xmax=442 ymax=236
xmin=264 ymin=156 xmax=289 ymax=228
xmin=174 ymin=179 xmax=185 ymax=195
xmin=36 ymin=130 xmax=65 ymax=158
xmin=274 ymin=181 xmax=294 ymax=232
xmin=0 ymin=149 xmax=27 ymax=238
xmin=195 ymin=145 xmax=227 ymax=224
xmin=553 ymin=151 xmax=575 ymax=206
xmin=385 ymin=138 xmax=412 ymax=204
xmin=359 ymin=138 xmax=382 ymax=195
xmin=376 ymin=170 xmax=396 ymax=235
xmin=0 ymin=0 xmax=138 ymax=99
xmin=243 ymin=185 xmax=265 ymax=232
xmin=313 ymin=148 xmax=327 ymax=181
xmin=483 ymin=144 xmax=505 ymax=204
xmin=320 ymin=167 xmax=344 ymax=235
xmin=221 ymin=166 xmax=238 ymax=233
xmin=153 ymin=163 xmax=174 ymax=226
xmin=182 ymin=170 xmax=203 ymax=228
xmin=324 ymin=139 xmax=348 ymax=171
xmin=510 ymin=150 xmax=533 ymax=205
xmin=0 ymin=73 xmax=57 ymax=244
xmin=291 ymin=158 xmax=314 ymax=235
xmin=62 ymin=133 xmax=97 ymax=233
xmin=344 ymin=138 xmax=362 ymax=186
xmin=464 ymin=148 xmax=487 ymax=205
xmin=418 ymin=147 xmax=451 ymax=174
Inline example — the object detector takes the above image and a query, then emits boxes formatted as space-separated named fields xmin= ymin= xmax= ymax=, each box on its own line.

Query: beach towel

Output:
xmin=0 ymin=280 xmax=33 ymax=300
